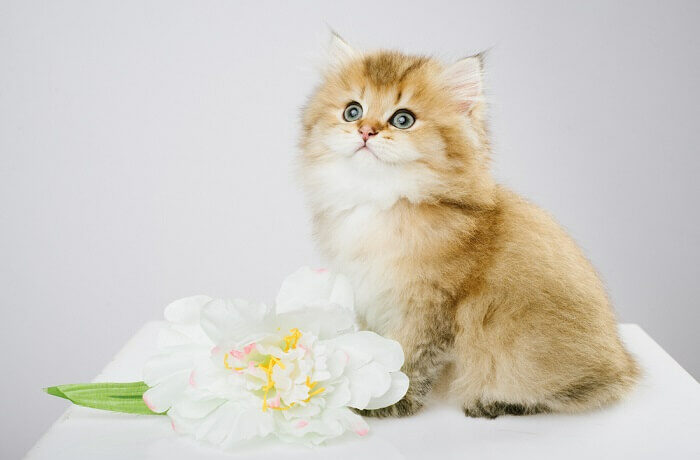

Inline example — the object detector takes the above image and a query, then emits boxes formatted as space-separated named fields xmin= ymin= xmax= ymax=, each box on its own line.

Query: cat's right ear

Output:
xmin=442 ymin=54 xmax=484 ymax=114
xmin=325 ymin=32 xmax=356 ymax=70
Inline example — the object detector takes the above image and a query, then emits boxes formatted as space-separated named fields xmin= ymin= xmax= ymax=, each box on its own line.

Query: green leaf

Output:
xmin=44 ymin=382 xmax=165 ymax=415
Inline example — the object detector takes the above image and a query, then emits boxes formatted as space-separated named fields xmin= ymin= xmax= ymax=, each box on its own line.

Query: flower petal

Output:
xmin=333 ymin=407 xmax=370 ymax=437
xmin=164 ymin=295 xmax=212 ymax=324
xmin=329 ymin=331 xmax=404 ymax=371
xmin=275 ymin=266 xmax=354 ymax=313
xmin=325 ymin=377 xmax=351 ymax=409
xmin=345 ymin=361 xmax=391 ymax=409
xmin=200 ymin=298 xmax=268 ymax=344
xmin=190 ymin=400 xmax=274 ymax=447
xmin=364 ymin=371 xmax=409 ymax=410
xmin=329 ymin=274 xmax=354 ymax=312
xmin=275 ymin=307 xmax=356 ymax=340
xmin=142 ymin=370 xmax=189 ymax=413
xmin=171 ymin=397 xmax=224 ymax=419
xmin=157 ymin=327 xmax=195 ymax=348
xmin=326 ymin=349 xmax=348 ymax=379
xmin=143 ymin=349 xmax=200 ymax=386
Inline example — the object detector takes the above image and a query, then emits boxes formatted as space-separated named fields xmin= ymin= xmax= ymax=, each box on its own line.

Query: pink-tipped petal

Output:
xmin=313 ymin=268 xmax=328 ymax=273
xmin=243 ymin=342 xmax=256 ymax=354
xmin=188 ymin=371 xmax=196 ymax=387
xmin=296 ymin=420 xmax=309 ymax=428
xmin=268 ymin=395 xmax=281 ymax=408
xmin=142 ymin=395 xmax=156 ymax=411
xmin=355 ymin=428 xmax=369 ymax=436
xmin=230 ymin=350 xmax=244 ymax=359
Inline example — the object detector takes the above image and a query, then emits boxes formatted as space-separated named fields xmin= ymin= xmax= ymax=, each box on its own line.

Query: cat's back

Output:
xmin=484 ymin=186 xmax=614 ymax=325
xmin=491 ymin=186 xmax=603 ymax=282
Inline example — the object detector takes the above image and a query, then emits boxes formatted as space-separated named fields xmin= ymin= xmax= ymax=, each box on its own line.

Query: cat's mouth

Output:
xmin=355 ymin=144 xmax=381 ymax=161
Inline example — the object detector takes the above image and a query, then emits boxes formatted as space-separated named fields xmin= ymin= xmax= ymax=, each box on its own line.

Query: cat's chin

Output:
xmin=354 ymin=146 xmax=381 ymax=161
xmin=350 ymin=148 xmax=388 ymax=167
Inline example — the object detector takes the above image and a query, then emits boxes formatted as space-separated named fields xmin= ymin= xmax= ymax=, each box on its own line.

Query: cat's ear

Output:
xmin=325 ymin=31 xmax=356 ymax=70
xmin=442 ymin=54 xmax=484 ymax=113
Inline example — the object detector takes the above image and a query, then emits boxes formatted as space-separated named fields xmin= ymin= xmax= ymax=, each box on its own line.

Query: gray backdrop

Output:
xmin=2 ymin=1 xmax=698 ymax=457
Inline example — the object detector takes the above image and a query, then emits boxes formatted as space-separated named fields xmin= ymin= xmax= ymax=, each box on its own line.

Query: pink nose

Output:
xmin=358 ymin=125 xmax=378 ymax=142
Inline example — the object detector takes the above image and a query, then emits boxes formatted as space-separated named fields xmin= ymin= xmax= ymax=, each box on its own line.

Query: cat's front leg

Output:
xmin=355 ymin=357 xmax=446 ymax=417
xmin=356 ymin=302 xmax=455 ymax=418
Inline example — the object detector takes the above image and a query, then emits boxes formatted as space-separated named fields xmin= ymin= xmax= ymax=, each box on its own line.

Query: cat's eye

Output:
xmin=343 ymin=102 xmax=363 ymax=122
xmin=390 ymin=110 xmax=415 ymax=129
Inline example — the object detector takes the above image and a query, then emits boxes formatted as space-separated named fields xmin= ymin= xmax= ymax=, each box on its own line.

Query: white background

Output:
xmin=1 ymin=1 xmax=698 ymax=458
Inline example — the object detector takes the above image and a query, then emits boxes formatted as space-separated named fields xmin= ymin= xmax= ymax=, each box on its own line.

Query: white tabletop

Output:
xmin=25 ymin=322 xmax=700 ymax=459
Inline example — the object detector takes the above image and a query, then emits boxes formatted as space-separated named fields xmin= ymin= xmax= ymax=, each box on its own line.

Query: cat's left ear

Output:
xmin=442 ymin=54 xmax=484 ymax=113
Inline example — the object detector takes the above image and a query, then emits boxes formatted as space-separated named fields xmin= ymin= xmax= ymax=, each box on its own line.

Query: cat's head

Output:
xmin=299 ymin=34 xmax=494 ymax=213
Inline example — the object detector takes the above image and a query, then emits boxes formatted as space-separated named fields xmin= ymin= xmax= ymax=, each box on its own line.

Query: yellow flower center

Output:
xmin=283 ymin=328 xmax=302 ymax=352
xmin=222 ymin=328 xmax=326 ymax=412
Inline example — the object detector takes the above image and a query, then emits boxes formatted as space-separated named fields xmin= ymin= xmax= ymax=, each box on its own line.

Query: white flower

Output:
xmin=142 ymin=267 xmax=408 ymax=448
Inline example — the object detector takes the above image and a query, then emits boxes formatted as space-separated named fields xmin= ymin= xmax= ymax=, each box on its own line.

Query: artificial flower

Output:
xmin=142 ymin=267 xmax=408 ymax=447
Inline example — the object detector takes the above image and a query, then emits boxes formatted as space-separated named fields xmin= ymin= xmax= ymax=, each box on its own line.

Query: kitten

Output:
xmin=299 ymin=35 xmax=639 ymax=418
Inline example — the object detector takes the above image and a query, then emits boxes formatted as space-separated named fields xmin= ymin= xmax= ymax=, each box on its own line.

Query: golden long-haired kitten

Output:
xmin=299 ymin=35 xmax=639 ymax=418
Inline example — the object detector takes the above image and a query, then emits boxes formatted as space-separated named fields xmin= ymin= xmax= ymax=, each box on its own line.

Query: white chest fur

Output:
xmin=318 ymin=205 xmax=406 ymax=336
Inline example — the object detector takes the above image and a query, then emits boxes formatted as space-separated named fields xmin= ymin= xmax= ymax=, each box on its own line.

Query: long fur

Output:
xmin=298 ymin=38 xmax=638 ymax=418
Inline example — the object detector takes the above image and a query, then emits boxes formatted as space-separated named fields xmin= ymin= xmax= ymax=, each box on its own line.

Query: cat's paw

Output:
xmin=353 ymin=397 xmax=424 ymax=418
xmin=463 ymin=400 xmax=548 ymax=419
